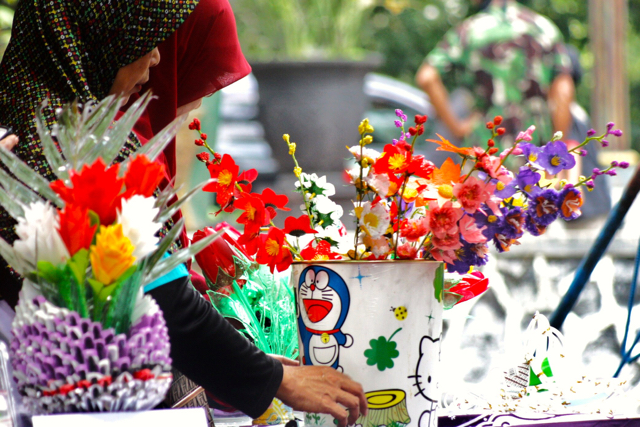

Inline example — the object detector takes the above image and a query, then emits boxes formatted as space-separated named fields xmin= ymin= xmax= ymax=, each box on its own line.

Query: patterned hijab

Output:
xmin=0 ymin=0 xmax=198 ymax=241
xmin=0 ymin=0 xmax=198 ymax=304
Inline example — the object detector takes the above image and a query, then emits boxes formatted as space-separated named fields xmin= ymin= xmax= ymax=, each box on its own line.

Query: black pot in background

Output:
xmin=251 ymin=57 xmax=382 ymax=174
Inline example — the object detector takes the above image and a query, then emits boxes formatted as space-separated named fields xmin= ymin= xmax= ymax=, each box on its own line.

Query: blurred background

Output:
xmin=3 ymin=0 xmax=640 ymax=406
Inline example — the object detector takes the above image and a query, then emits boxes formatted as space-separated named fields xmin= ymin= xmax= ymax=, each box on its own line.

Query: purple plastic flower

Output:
xmin=447 ymin=239 xmax=489 ymax=274
xmin=579 ymin=149 xmax=588 ymax=157
xmin=611 ymin=129 xmax=623 ymax=137
xmin=527 ymin=188 xmax=560 ymax=226
xmin=620 ymin=161 xmax=630 ymax=169
xmin=606 ymin=169 xmax=617 ymax=176
xmin=592 ymin=167 xmax=602 ymax=177
xmin=586 ymin=180 xmax=595 ymax=189
xmin=587 ymin=129 xmax=597 ymax=137
xmin=395 ymin=109 xmax=407 ymax=122
xmin=607 ymin=122 xmax=615 ymax=132
xmin=394 ymin=120 xmax=403 ymax=128
xmin=537 ymin=141 xmax=576 ymax=175
xmin=504 ymin=206 xmax=525 ymax=239
xmin=474 ymin=206 xmax=505 ymax=241
xmin=515 ymin=166 xmax=541 ymax=196
xmin=524 ymin=212 xmax=548 ymax=236
xmin=557 ymin=185 xmax=582 ymax=221
xmin=602 ymin=139 xmax=610 ymax=147
xmin=520 ymin=143 xmax=543 ymax=165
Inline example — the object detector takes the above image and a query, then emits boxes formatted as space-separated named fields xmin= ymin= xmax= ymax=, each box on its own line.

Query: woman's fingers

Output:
xmin=0 ymin=135 xmax=18 ymax=150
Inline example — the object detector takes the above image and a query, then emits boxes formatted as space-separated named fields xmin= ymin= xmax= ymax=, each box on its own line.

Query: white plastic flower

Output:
xmin=348 ymin=146 xmax=381 ymax=164
xmin=313 ymin=195 xmax=343 ymax=222
xmin=313 ymin=175 xmax=336 ymax=197
xmin=354 ymin=201 xmax=390 ymax=239
xmin=295 ymin=172 xmax=318 ymax=190
xmin=13 ymin=201 xmax=70 ymax=267
xmin=117 ymin=195 xmax=161 ymax=260
xmin=365 ymin=171 xmax=391 ymax=198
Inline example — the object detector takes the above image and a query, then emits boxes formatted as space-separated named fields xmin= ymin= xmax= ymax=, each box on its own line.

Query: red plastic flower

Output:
xmin=237 ymin=169 xmax=258 ymax=193
xmin=189 ymin=118 xmax=201 ymax=131
xmin=204 ymin=154 xmax=239 ymax=208
xmin=124 ymin=155 xmax=166 ymax=198
xmin=283 ymin=215 xmax=317 ymax=237
xmin=196 ymin=152 xmax=210 ymax=163
xmin=447 ymin=271 xmax=489 ymax=305
xmin=407 ymin=155 xmax=435 ymax=179
xmin=50 ymin=158 xmax=124 ymax=225
xmin=235 ymin=192 xmax=268 ymax=236
xmin=399 ymin=217 xmax=429 ymax=242
xmin=256 ymin=227 xmax=293 ymax=273
xmin=238 ymin=229 xmax=262 ymax=256
xmin=260 ymin=188 xmax=290 ymax=219
xmin=57 ymin=203 xmax=97 ymax=256
xmin=300 ymin=240 xmax=341 ymax=261
xmin=374 ymin=144 xmax=411 ymax=175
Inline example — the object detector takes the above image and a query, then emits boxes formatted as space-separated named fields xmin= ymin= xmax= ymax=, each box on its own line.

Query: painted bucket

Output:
xmin=290 ymin=260 xmax=444 ymax=427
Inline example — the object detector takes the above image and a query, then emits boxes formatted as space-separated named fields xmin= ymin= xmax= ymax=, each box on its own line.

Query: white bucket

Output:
xmin=291 ymin=260 xmax=444 ymax=427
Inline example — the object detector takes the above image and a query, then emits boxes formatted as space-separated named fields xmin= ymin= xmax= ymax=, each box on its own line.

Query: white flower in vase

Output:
xmin=13 ymin=201 xmax=69 ymax=266
xmin=118 ymin=195 xmax=161 ymax=260
xmin=354 ymin=200 xmax=390 ymax=239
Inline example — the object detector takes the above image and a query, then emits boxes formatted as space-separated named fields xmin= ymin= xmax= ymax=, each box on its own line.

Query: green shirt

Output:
xmin=426 ymin=2 xmax=572 ymax=147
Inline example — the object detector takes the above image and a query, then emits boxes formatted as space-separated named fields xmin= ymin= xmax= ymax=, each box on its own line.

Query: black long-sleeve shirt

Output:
xmin=148 ymin=276 xmax=283 ymax=418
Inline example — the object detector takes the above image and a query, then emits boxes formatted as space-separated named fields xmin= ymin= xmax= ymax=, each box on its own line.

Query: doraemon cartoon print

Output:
xmin=298 ymin=266 xmax=353 ymax=371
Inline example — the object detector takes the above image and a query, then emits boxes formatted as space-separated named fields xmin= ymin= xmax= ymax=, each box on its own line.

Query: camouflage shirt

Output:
xmin=426 ymin=1 xmax=572 ymax=146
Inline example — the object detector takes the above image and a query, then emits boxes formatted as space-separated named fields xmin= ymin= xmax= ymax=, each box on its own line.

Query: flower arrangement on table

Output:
xmin=0 ymin=95 xmax=219 ymax=414
xmin=189 ymin=111 xmax=623 ymax=308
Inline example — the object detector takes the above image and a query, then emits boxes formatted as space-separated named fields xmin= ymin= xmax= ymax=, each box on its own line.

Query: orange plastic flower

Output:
xmin=90 ymin=224 xmax=135 ymax=285
xmin=427 ymin=134 xmax=475 ymax=157
xmin=124 ymin=155 xmax=166 ymax=198
xmin=256 ymin=227 xmax=293 ymax=273
xmin=204 ymin=154 xmax=239 ymax=208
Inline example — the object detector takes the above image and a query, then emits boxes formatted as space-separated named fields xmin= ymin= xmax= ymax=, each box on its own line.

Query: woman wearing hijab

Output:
xmin=0 ymin=1 xmax=367 ymax=423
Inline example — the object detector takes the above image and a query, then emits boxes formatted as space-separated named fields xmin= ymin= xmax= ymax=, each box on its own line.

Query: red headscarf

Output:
xmin=135 ymin=0 xmax=251 ymax=179
xmin=127 ymin=0 xmax=251 ymax=256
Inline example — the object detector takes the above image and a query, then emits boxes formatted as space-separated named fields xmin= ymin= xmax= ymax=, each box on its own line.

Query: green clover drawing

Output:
xmin=364 ymin=328 xmax=402 ymax=371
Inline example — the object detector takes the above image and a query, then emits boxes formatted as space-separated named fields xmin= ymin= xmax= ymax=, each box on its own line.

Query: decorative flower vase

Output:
xmin=252 ymin=397 xmax=295 ymax=426
xmin=10 ymin=284 xmax=173 ymax=414
xmin=291 ymin=261 xmax=444 ymax=427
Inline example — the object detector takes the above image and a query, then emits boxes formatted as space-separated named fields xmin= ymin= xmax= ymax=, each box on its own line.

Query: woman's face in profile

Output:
xmin=109 ymin=48 xmax=161 ymax=104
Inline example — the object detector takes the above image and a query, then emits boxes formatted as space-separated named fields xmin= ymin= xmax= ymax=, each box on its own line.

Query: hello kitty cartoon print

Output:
xmin=298 ymin=266 xmax=353 ymax=371
xmin=409 ymin=335 xmax=441 ymax=427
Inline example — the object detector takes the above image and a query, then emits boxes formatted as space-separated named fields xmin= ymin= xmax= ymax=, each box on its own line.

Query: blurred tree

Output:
xmin=0 ymin=0 xmax=17 ymax=60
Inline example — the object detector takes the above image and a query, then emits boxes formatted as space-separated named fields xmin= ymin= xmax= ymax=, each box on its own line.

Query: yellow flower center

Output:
xmin=438 ymin=184 xmax=453 ymax=199
xmin=496 ymin=181 xmax=505 ymax=191
xmin=265 ymin=238 xmax=280 ymax=256
xmin=245 ymin=203 xmax=256 ymax=221
xmin=551 ymin=155 xmax=561 ymax=167
xmin=488 ymin=215 xmax=498 ymax=223
xmin=218 ymin=169 xmax=233 ymax=187
xmin=524 ymin=184 xmax=532 ymax=193
xmin=389 ymin=154 xmax=406 ymax=171
xmin=364 ymin=212 xmax=379 ymax=228
xmin=528 ymin=153 xmax=538 ymax=162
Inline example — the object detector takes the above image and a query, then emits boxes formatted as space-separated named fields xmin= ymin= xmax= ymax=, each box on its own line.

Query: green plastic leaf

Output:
xmin=142 ymin=218 xmax=187 ymax=279
xmin=434 ymin=263 xmax=444 ymax=303
xmin=529 ymin=366 xmax=542 ymax=386
xmin=67 ymin=249 xmax=90 ymax=286
xmin=541 ymin=357 xmax=554 ymax=378
xmin=0 ymin=237 xmax=32 ymax=276
xmin=122 ymin=113 xmax=187 ymax=166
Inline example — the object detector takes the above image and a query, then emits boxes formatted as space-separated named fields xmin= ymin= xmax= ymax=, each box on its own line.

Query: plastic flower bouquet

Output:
xmin=189 ymin=113 xmax=622 ymax=308
xmin=0 ymin=94 xmax=219 ymax=413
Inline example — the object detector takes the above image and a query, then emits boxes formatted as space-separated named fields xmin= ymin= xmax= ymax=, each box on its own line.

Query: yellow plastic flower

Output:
xmin=282 ymin=134 xmax=290 ymax=144
xmin=90 ymin=224 xmax=136 ymax=285
xmin=294 ymin=166 xmax=302 ymax=177
xmin=289 ymin=142 xmax=297 ymax=155
xmin=358 ymin=118 xmax=374 ymax=135
xmin=361 ymin=135 xmax=373 ymax=146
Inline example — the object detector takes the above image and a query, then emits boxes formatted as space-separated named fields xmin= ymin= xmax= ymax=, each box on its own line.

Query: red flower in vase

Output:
xmin=204 ymin=154 xmax=239 ymax=208
xmin=123 ymin=155 xmax=166 ymax=198
xmin=238 ymin=229 xmax=262 ymax=257
xmin=260 ymin=188 xmax=290 ymax=220
xmin=256 ymin=227 xmax=293 ymax=273
xmin=57 ymin=203 xmax=97 ymax=255
xmin=283 ymin=215 xmax=317 ymax=237
xmin=50 ymin=158 xmax=124 ymax=225
xmin=235 ymin=192 xmax=269 ymax=236
xmin=374 ymin=144 xmax=411 ymax=175
xmin=447 ymin=271 xmax=489 ymax=305
xmin=300 ymin=240 xmax=341 ymax=261
xmin=214 ymin=222 xmax=253 ymax=260
xmin=407 ymin=155 xmax=435 ymax=179
xmin=237 ymin=169 xmax=258 ymax=193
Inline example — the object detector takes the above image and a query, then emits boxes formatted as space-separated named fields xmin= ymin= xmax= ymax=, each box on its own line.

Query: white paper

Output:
xmin=32 ymin=408 xmax=207 ymax=427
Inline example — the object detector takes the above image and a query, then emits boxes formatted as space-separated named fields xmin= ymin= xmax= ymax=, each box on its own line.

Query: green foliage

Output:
xmin=231 ymin=0 xmax=371 ymax=60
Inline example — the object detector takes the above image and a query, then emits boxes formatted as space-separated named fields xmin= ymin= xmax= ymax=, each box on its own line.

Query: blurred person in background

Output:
xmin=415 ymin=0 xmax=574 ymax=150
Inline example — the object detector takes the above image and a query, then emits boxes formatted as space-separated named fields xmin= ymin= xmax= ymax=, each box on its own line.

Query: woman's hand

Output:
xmin=276 ymin=365 xmax=367 ymax=427
xmin=268 ymin=354 xmax=300 ymax=367
xmin=0 ymin=135 xmax=18 ymax=150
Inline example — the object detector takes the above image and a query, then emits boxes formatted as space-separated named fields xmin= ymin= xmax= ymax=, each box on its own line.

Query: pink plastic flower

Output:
xmin=453 ymin=177 xmax=495 ymax=214
xmin=516 ymin=125 xmax=536 ymax=142
xmin=458 ymin=215 xmax=486 ymax=244
xmin=431 ymin=232 xmax=462 ymax=251
xmin=427 ymin=201 xmax=464 ymax=239
xmin=430 ymin=247 xmax=457 ymax=264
